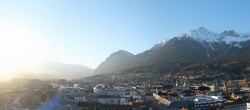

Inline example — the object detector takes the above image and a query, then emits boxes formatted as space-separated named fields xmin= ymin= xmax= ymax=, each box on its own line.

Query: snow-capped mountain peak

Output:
xmin=151 ymin=27 xmax=250 ymax=50
xmin=181 ymin=27 xmax=218 ymax=42
xmin=178 ymin=27 xmax=250 ymax=44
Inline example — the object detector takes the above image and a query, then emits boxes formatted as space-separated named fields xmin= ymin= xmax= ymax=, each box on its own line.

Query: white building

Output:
xmin=59 ymin=84 xmax=86 ymax=101
xmin=98 ymin=97 xmax=126 ymax=105
xmin=194 ymin=94 xmax=225 ymax=110
xmin=247 ymin=102 xmax=250 ymax=110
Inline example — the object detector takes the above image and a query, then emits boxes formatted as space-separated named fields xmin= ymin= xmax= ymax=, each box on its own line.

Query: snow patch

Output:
xmin=152 ymin=39 xmax=169 ymax=48
xmin=209 ymin=44 xmax=215 ymax=50
xmin=157 ymin=39 xmax=169 ymax=46
xmin=207 ymin=53 xmax=210 ymax=59
xmin=148 ymin=52 xmax=152 ymax=59
xmin=234 ymin=43 xmax=243 ymax=48
xmin=222 ymin=36 xmax=250 ymax=44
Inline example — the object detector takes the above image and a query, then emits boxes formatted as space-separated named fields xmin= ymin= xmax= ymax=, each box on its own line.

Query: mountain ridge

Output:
xmin=94 ymin=27 xmax=250 ymax=74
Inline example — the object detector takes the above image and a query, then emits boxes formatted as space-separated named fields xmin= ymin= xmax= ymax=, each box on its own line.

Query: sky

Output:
xmin=0 ymin=0 xmax=250 ymax=73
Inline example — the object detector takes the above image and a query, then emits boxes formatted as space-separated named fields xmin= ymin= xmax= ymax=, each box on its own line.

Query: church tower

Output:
xmin=222 ymin=82 xmax=227 ymax=92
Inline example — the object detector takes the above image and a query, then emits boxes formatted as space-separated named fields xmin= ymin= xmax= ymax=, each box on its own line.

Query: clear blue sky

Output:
xmin=0 ymin=0 xmax=250 ymax=69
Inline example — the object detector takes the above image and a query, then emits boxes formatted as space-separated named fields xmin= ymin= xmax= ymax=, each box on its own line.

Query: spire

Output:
xmin=183 ymin=79 xmax=190 ymax=87
xmin=176 ymin=80 xmax=178 ymax=86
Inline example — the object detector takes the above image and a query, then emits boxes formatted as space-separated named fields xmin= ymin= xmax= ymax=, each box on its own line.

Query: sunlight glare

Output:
xmin=0 ymin=22 xmax=49 ymax=80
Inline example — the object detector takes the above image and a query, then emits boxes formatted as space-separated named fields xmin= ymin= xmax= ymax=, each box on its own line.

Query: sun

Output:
xmin=0 ymin=22 xmax=48 ymax=80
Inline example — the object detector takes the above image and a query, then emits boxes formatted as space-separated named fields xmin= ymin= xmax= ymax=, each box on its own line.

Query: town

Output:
xmin=1 ymin=0 xmax=250 ymax=110
xmin=1 ymin=71 xmax=250 ymax=110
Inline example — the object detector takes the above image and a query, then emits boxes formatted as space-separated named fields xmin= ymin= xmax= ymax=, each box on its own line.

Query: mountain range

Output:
xmin=95 ymin=27 xmax=250 ymax=74
xmin=12 ymin=62 xmax=93 ymax=79
xmin=13 ymin=27 xmax=250 ymax=79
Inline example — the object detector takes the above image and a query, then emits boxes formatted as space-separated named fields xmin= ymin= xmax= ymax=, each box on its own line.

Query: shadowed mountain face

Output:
xmin=95 ymin=27 xmax=250 ymax=74
xmin=95 ymin=50 xmax=134 ymax=74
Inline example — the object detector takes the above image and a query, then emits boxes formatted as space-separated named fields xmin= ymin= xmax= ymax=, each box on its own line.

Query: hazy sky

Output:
xmin=0 ymin=0 xmax=250 ymax=70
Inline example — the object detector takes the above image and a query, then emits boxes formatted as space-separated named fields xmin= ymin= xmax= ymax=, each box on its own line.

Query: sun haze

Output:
xmin=0 ymin=22 xmax=47 ymax=79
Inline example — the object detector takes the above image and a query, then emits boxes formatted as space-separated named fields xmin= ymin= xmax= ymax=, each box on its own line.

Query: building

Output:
xmin=153 ymin=93 xmax=193 ymax=109
xmin=222 ymin=101 xmax=247 ymax=110
xmin=97 ymin=95 xmax=127 ymax=105
xmin=94 ymin=89 xmax=130 ymax=97
xmin=194 ymin=94 xmax=225 ymax=110
xmin=210 ymin=84 xmax=219 ymax=92
xmin=58 ymin=84 xmax=86 ymax=102
xmin=247 ymin=101 xmax=250 ymax=110
xmin=175 ymin=80 xmax=190 ymax=91
xmin=246 ymin=74 xmax=250 ymax=82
